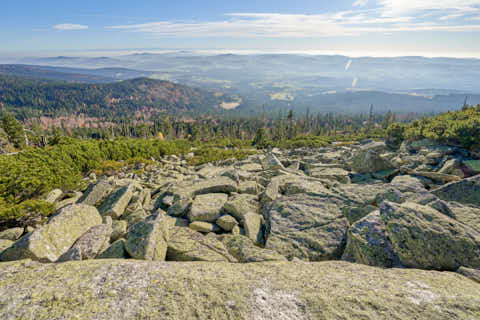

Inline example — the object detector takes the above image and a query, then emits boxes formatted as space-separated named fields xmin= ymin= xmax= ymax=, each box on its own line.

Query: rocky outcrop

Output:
xmin=432 ymin=174 xmax=480 ymax=206
xmin=0 ymin=259 xmax=479 ymax=320
xmin=0 ymin=204 xmax=102 ymax=262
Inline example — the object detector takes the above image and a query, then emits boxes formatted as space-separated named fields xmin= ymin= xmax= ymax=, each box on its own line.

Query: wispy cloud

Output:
xmin=106 ymin=0 xmax=480 ymax=38
xmin=53 ymin=24 xmax=88 ymax=31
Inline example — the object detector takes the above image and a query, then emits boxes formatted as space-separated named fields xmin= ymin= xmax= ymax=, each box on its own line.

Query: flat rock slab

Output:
xmin=0 ymin=259 xmax=479 ymax=320
xmin=188 ymin=193 xmax=228 ymax=222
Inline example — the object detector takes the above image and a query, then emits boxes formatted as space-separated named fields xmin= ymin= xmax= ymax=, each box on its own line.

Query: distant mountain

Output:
xmin=0 ymin=64 xmax=154 ymax=83
xmin=0 ymin=75 xmax=228 ymax=118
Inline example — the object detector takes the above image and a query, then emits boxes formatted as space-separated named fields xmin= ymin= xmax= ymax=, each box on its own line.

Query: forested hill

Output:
xmin=0 ymin=75 xmax=228 ymax=119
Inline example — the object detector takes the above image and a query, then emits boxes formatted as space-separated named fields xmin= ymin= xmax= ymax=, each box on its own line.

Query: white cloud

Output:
xmin=353 ymin=0 xmax=368 ymax=7
xmin=106 ymin=1 xmax=480 ymax=38
xmin=53 ymin=24 xmax=88 ymax=31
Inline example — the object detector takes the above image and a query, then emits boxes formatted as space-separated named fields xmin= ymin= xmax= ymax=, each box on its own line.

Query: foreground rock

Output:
xmin=432 ymin=174 xmax=480 ymax=206
xmin=0 ymin=259 xmax=479 ymax=320
xmin=0 ymin=205 xmax=102 ymax=262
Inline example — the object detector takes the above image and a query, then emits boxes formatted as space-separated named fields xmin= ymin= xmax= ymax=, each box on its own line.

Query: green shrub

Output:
xmin=0 ymin=200 xmax=56 ymax=231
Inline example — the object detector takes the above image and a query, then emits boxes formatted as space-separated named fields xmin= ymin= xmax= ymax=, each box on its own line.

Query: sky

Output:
xmin=1 ymin=0 xmax=480 ymax=57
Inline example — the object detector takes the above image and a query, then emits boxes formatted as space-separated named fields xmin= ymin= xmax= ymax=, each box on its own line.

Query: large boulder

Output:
xmin=188 ymin=193 xmax=228 ymax=222
xmin=0 ymin=240 xmax=13 ymax=253
xmin=216 ymin=215 xmax=238 ymax=231
xmin=432 ymin=174 xmax=480 ymax=206
xmin=350 ymin=142 xmax=393 ymax=173
xmin=125 ymin=214 xmax=175 ymax=261
xmin=0 ymin=204 xmax=102 ymax=262
xmin=98 ymin=184 xmax=134 ymax=218
xmin=223 ymin=194 xmax=259 ymax=221
xmin=57 ymin=223 xmax=113 ymax=262
xmin=342 ymin=210 xmax=400 ymax=267
xmin=166 ymin=227 xmax=236 ymax=262
xmin=380 ymin=201 xmax=480 ymax=270
xmin=218 ymin=234 xmax=287 ymax=262
xmin=1 ymin=259 xmax=479 ymax=320
xmin=77 ymin=180 xmax=113 ymax=206
xmin=265 ymin=194 xmax=349 ymax=261
xmin=242 ymin=212 xmax=264 ymax=245
xmin=0 ymin=227 xmax=24 ymax=241
xmin=97 ymin=239 xmax=129 ymax=259
xmin=169 ymin=176 xmax=237 ymax=199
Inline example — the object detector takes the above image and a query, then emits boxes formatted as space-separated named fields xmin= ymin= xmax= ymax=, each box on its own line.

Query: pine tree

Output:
xmin=1 ymin=110 xmax=26 ymax=149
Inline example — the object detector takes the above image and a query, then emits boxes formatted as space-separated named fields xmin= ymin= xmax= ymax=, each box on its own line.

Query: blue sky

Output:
xmin=1 ymin=0 xmax=480 ymax=57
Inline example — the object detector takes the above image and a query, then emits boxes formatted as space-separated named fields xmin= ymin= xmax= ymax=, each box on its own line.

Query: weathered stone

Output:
xmin=380 ymin=201 xmax=480 ymax=270
xmin=166 ymin=227 xmax=235 ymax=262
xmin=170 ymin=176 xmax=237 ymax=199
xmin=223 ymin=194 xmax=259 ymax=221
xmin=57 ymin=223 xmax=113 ymax=262
xmin=124 ymin=208 xmax=149 ymax=227
xmin=218 ymin=234 xmax=286 ymax=262
xmin=77 ymin=180 xmax=113 ymax=206
xmin=0 ymin=227 xmax=24 ymax=241
xmin=457 ymin=266 xmax=480 ymax=284
xmin=44 ymin=189 xmax=63 ymax=204
xmin=189 ymin=221 xmax=220 ymax=233
xmin=342 ymin=210 xmax=399 ymax=267
xmin=265 ymin=195 xmax=349 ymax=261
xmin=0 ymin=259 xmax=479 ymax=320
xmin=111 ymin=220 xmax=127 ymax=242
xmin=188 ymin=193 xmax=228 ymax=222
xmin=0 ymin=204 xmax=102 ymax=262
xmin=216 ymin=215 xmax=238 ymax=231
xmin=309 ymin=167 xmax=350 ymax=183
xmin=166 ymin=199 xmax=192 ymax=217
xmin=261 ymin=153 xmax=285 ymax=170
xmin=0 ymin=240 xmax=13 ymax=253
xmin=432 ymin=174 xmax=480 ymax=206
xmin=238 ymin=180 xmax=258 ymax=194
xmin=125 ymin=214 xmax=175 ymax=261
xmin=242 ymin=212 xmax=263 ymax=244
xmin=56 ymin=191 xmax=82 ymax=210
xmin=98 ymin=184 xmax=134 ymax=218
xmin=351 ymin=144 xmax=393 ymax=173
xmin=97 ymin=239 xmax=129 ymax=259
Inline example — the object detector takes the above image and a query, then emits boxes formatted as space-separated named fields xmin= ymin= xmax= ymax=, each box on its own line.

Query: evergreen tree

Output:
xmin=0 ymin=110 xmax=26 ymax=149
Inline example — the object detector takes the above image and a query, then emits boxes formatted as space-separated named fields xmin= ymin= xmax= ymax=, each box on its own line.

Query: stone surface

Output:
xmin=188 ymin=193 xmax=228 ymax=222
xmin=110 ymin=220 xmax=127 ymax=242
xmin=170 ymin=176 xmax=237 ymax=199
xmin=0 ymin=204 xmax=102 ymax=262
xmin=97 ymin=239 xmax=129 ymax=259
xmin=242 ymin=212 xmax=263 ymax=244
xmin=218 ymin=234 xmax=286 ymax=263
xmin=98 ymin=184 xmax=134 ymax=218
xmin=223 ymin=194 xmax=259 ymax=221
xmin=265 ymin=194 xmax=349 ymax=261
xmin=57 ymin=223 xmax=113 ymax=262
xmin=0 ymin=227 xmax=24 ymax=241
xmin=0 ymin=259 xmax=479 ymax=320
xmin=125 ymin=214 xmax=175 ymax=261
xmin=188 ymin=221 xmax=220 ymax=233
xmin=381 ymin=201 xmax=480 ymax=270
xmin=432 ymin=174 xmax=480 ymax=206
xmin=44 ymin=189 xmax=63 ymax=204
xmin=166 ymin=227 xmax=235 ymax=262
xmin=0 ymin=240 xmax=13 ymax=253
xmin=216 ymin=215 xmax=238 ymax=231
xmin=77 ymin=180 xmax=113 ymax=206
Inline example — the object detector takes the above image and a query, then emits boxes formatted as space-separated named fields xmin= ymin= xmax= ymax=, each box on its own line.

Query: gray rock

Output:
xmin=218 ymin=234 xmax=287 ymax=263
xmin=57 ymin=223 xmax=113 ymax=262
xmin=216 ymin=215 xmax=238 ymax=231
xmin=189 ymin=221 xmax=220 ymax=233
xmin=188 ymin=193 xmax=228 ymax=222
xmin=223 ymin=194 xmax=259 ymax=221
xmin=77 ymin=180 xmax=113 ymax=206
xmin=166 ymin=227 xmax=236 ymax=262
xmin=0 ymin=227 xmax=24 ymax=241
xmin=242 ymin=212 xmax=264 ymax=245
xmin=125 ymin=214 xmax=175 ymax=261
xmin=111 ymin=220 xmax=127 ymax=242
xmin=98 ymin=184 xmax=134 ymax=218
xmin=44 ymin=189 xmax=63 ymax=204
xmin=166 ymin=199 xmax=192 ymax=217
xmin=432 ymin=174 xmax=480 ymax=206
xmin=97 ymin=239 xmax=129 ymax=259
xmin=0 ymin=240 xmax=13 ymax=253
xmin=0 ymin=204 xmax=102 ymax=262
